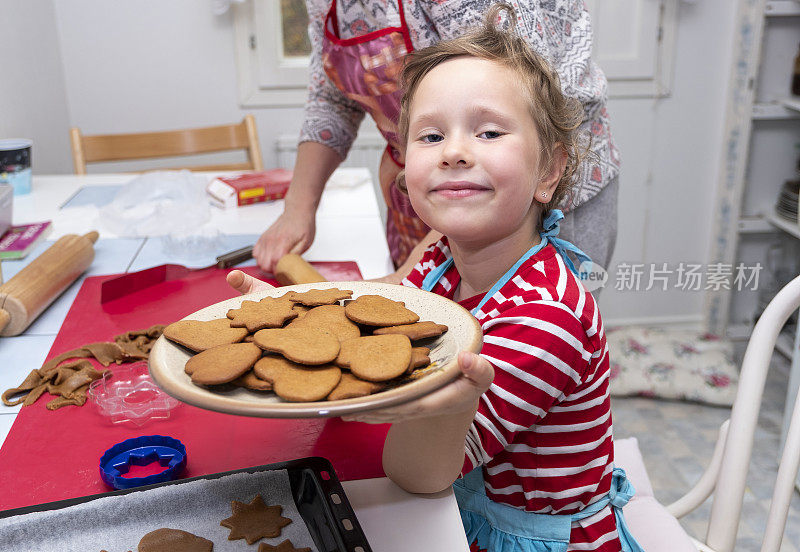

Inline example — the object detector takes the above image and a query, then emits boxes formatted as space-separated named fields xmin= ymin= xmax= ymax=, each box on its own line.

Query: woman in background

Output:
xmin=254 ymin=0 xmax=619 ymax=283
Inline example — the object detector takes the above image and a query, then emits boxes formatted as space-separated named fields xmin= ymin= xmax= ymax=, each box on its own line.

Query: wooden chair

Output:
xmin=70 ymin=115 xmax=264 ymax=174
xmin=616 ymin=274 xmax=800 ymax=551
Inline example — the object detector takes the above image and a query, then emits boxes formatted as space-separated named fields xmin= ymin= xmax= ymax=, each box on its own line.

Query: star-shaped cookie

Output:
xmin=227 ymin=297 xmax=298 ymax=332
xmin=258 ymin=539 xmax=311 ymax=552
xmin=220 ymin=495 xmax=292 ymax=544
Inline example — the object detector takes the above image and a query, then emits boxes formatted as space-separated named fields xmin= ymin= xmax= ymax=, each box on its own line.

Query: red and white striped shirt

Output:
xmin=403 ymin=238 xmax=621 ymax=551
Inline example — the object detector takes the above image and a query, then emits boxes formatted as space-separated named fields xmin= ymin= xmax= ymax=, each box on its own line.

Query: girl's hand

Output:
xmin=343 ymin=351 xmax=494 ymax=424
xmin=226 ymin=270 xmax=275 ymax=295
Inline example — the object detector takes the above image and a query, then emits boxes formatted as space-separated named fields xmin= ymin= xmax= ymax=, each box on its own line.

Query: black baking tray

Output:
xmin=0 ymin=456 xmax=372 ymax=552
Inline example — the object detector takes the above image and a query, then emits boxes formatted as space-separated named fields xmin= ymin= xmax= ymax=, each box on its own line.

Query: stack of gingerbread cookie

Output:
xmin=162 ymin=289 xmax=448 ymax=403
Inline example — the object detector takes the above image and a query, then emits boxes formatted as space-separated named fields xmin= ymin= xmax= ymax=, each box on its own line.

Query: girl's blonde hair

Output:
xmin=396 ymin=3 xmax=589 ymax=226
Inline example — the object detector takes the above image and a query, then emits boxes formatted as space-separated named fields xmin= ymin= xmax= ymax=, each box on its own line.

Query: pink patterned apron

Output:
xmin=321 ymin=0 xmax=430 ymax=268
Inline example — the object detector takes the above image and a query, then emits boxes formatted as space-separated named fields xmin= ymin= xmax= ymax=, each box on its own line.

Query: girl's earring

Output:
xmin=541 ymin=191 xmax=548 ymax=199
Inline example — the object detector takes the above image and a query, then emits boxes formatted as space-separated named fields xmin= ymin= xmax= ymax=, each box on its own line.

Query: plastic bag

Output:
xmin=99 ymin=171 xmax=211 ymax=238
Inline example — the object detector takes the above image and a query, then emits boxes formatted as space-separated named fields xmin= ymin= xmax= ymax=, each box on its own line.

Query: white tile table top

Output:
xmin=0 ymin=335 xmax=55 ymax=416
xmin=342 ymin=478 xmax=470 ymax=551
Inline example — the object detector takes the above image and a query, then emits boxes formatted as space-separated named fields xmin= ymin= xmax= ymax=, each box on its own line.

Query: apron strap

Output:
xmin=540 ymin=210 xmax=592 ymax=275
xmin=420 ymin=210 xmax=593 ymax=315
xmin=571 ymin=468 xmax=646 ymax=552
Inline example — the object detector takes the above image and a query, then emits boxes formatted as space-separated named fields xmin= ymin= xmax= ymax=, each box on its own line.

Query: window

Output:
xmin=233 ymin=0 xmax=312 ymax=107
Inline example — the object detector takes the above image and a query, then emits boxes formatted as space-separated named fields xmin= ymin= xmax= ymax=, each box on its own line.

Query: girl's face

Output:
xmin=404 ymin=57 xmax=559 ymax=249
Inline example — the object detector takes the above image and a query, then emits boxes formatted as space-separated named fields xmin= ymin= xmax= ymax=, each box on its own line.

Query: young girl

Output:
xmin=228 ymin=5 xmax=640 ymax=551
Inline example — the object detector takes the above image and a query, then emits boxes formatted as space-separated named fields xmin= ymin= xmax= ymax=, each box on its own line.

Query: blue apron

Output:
xmin=422 ymin=210 xmax=644 ymax=551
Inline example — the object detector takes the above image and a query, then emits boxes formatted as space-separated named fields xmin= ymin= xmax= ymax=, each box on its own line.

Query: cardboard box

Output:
xmin=206 ymin=169 xmax=292 ymax=209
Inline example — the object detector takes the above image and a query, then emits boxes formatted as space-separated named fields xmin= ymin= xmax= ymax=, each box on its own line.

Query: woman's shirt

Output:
xmin=403 ymin=238 xmax=621 ymax=551
xmin=302 ymin=0 xmax=620 ymax=209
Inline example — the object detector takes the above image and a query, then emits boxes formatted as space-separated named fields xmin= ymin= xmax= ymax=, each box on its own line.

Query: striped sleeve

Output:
xmin=463 ymin=300 xmax=594 ymax=474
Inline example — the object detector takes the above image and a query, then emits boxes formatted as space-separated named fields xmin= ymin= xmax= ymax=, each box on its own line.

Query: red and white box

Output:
xmin=206 ymin=169 xmax=292 ymax=208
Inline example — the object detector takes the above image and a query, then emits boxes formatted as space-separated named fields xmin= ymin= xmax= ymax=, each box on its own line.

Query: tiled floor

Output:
xmin=612 ymin=351 xmax=800 ymax=551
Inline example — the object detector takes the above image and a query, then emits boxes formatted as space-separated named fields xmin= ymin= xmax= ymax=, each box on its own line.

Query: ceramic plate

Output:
xmin=149 ymin=281 xmax=483 ymax=418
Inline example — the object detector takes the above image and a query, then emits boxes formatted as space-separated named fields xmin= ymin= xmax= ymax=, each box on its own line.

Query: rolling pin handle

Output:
xmin=275 ymin=254 xmax=327 ymax=286
xmin=84 ymin=231 xmax=100 ymax=244
xmin=0 ymin=308 xmax=10 ymax=333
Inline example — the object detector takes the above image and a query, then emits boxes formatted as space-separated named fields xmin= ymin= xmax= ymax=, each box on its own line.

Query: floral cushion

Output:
xmin=606 ymin=327 xmax=738 ymax=406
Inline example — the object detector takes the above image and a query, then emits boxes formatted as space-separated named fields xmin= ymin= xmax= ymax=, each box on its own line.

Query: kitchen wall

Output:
xmin=33 ymin=0 xmax=739 ymax=325
xmin=0 ymin=0 xmax=71 ymax=173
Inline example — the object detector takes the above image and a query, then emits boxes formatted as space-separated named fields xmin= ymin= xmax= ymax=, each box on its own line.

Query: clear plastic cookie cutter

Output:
xmin=88 ymin=362 xmax=180 ymax=426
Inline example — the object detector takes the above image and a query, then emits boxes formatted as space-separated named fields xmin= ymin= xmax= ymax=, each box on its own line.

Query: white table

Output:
xmin=0 ymin=171 xmax=469 ymax=552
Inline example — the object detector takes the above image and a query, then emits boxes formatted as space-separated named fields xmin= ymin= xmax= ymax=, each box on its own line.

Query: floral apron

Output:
xmin=422 ymin=211 xmax=645 ymax=551
xmin=321 ymin=0 xmax=430 ymax=267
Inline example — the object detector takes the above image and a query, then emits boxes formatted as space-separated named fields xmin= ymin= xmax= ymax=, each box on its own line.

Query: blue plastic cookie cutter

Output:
xmin=99 ymin=435 xmax=187 ymax=490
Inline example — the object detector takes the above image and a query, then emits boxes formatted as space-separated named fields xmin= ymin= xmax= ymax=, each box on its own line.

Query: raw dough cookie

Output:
xmin=258 ymin=540 xmax=311 ymax=552
xmin=138 ymin=528 xmax=213 ymax=552
xmin=220 ymin=495 xmax=292 ymax=544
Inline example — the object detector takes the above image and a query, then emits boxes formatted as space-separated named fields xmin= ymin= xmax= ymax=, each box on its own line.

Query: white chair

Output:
xmin=615 ymin=274 xmax=800 ymax=551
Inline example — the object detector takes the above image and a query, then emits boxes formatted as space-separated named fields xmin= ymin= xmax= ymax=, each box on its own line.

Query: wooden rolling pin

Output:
xmin=274 ymin=253 xmax=327 ymax=286
xmin=0 ymin=231 xmax=99 ymax=336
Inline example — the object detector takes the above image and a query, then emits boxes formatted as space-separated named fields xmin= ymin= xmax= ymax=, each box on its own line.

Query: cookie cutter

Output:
xmin=88 ymin=362 xmax=180 ymax=426
xmin=99 ymin=435 xmax=187 ymax=490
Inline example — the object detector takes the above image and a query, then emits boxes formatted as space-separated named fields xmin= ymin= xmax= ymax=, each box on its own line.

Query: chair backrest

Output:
xmin=69 ymin=115 xmax=264 ymax=174
xmin=704 ymin=275 xmax=800 ymax=551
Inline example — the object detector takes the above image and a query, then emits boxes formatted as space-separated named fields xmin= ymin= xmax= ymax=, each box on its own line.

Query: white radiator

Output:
xmin=276 ymin=133 xmax=387 ymax=223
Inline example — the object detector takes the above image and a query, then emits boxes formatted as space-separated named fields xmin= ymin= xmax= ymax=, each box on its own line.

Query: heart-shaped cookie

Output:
xmin=287 ymin=304 xmax=360 ymax=342
xmin=327 ymin=372 xmax=386 ymax=401
xmin=185 ymin=342 xmax=262 ymax=385
xmin=336 ymin=334 xmax=412 ymax=382
xmin=253 ymin=327 xmax=340 ymax=365
xmin=254 ymin=356 xmax=341 ymax=402
xmin=138 ymin=528 xmax=213 ymax=552
xmin=373 ymin=321 xmax=449 ymax=341
xmin=344 ymin=295 xmax=420 ymax=327
xmin=163 ymin=319 xmax=248 ymax=352
xmin=282 ymin=288 xmax=353 ymax=306
xmin=232 ymin=370 xmax=273 ymax=391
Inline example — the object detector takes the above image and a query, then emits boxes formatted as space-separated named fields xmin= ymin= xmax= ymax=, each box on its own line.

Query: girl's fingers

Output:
xmin=458 ymin=351 xmax=495 ymax=391
xmin=226 ymin=270 xmax=273 ymax=295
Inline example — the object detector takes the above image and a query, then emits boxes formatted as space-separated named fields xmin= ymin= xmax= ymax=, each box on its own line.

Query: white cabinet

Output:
xmin=706 ymin=0 xmax=800 ymax=488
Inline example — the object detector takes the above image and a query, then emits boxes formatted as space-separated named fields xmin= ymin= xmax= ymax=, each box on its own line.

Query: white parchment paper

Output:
xmin=0 ymin=469 xmax=317 ymax=552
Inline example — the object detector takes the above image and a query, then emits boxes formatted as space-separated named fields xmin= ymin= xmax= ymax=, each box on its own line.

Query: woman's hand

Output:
xmin=343 ymin=351 xmax=494 ymax=424
xmin=226 ymin=270 xmax=275 ymax=295
xmin=253 ymin=211 xmax=316 ymax=273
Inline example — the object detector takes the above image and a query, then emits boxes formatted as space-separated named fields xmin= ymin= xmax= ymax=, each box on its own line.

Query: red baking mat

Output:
xmin=0 ymin=262 xmax=391 ymax=512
